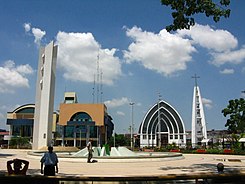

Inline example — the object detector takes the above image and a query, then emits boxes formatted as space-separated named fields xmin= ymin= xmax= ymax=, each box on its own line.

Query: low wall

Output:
xmin=0 ymin=172 xmax=245 ymax=183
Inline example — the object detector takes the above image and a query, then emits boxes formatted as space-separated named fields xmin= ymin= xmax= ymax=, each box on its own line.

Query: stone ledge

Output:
xmin=0 ymin=172 xmax=245 ymax=183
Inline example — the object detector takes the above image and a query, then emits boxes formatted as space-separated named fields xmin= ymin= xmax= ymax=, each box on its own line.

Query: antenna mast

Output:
xmin=92 ymin=74 xmax=95 ymax=103
xmin=100 ymin=70 xmax=103 ymax=103
xmin=96 ymin=51 xmax=100 ymax=103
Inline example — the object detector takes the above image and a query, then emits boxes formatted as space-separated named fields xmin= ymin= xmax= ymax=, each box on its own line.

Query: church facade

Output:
xmin=139 ymin=100 xmax=186 ymax=148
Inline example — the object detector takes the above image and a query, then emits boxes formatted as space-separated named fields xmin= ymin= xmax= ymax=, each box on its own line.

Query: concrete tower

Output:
xmin=32 ymin=41 xmax=58 ymax=150
xmin=191 ymin=75 xmax=207 ymax=148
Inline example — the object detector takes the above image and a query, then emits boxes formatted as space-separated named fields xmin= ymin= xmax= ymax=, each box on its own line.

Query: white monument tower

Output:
xmin=32 ymin=41 xmax=58 ymax=150
xmin=191 ymin=74 xmax=207 ymax=148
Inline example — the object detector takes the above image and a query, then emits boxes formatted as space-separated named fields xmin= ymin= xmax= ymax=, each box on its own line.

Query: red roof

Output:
xmin=0 ymin=131 xmax=9 ymax=136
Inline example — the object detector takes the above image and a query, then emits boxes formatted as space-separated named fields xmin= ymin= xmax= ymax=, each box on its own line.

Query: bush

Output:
xmin=9 ymin=137 xmax=31 ymax=149
xmin=206 ymin=148 xmax=222 ymax=154
xmin=233 ymin=148 xmax=245 ymax=155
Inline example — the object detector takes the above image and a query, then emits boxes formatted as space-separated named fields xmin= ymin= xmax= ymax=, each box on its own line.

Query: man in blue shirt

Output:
xmin=40 ymin=146 xmax=59 ymax=176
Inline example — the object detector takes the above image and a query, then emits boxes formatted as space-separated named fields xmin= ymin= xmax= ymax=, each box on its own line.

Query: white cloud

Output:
xmin=56 ymin=31 xmax=122 ymax=85
xmin=177 ymin=24 xmax=245 ymax=67
xmin=117 ymin=111 xmax=125 ymax=116
xmin=219 ymin=68 xmax=234 ymax=74
xmin=16 ymin=64 xmax=34 ymax=75
xmin=24 ymin=23 xmax=46 ymax=45
xmin=104 ymin=97 xmax=130 ymax=108
xmin=0 ymin=112 xmax=4 ymax=119
xmin=242 ymin=92 xmax=245 ymax=98
xmin=202 ymin=98 xmax=213 ymax=109
xmin=210 ymin=46 xmax=245 ymax=66
xmin=0 ymin=60 xmax=34 ymax=93
xmin=123 ymin=26 xmax=196 ymax=76
xmin=24 ymin=23 xmax=31 ymax=32
xmin=177 ymin=24 xmax=238 ymax=52
xmin=136 ymin=102 xmax=142 ymax=107
xmin=32 ymin=28 xmax=46 ymax=45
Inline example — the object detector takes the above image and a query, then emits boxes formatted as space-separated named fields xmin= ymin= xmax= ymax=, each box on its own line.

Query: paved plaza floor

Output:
xmin=0 ymin=148 xmax=245 ymax=183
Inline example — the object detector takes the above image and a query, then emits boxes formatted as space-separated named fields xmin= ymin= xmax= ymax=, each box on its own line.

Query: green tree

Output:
xmin=108 ymin=134 xmax=130 ymax=147
xmin=161 ymin=0 xmax=231 ymax=32
xmin=222 ymin=98 xmax=245 ymax=133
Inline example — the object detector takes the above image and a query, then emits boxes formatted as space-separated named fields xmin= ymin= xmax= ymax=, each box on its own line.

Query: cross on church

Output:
xmin=191 ymin=74 xmax=200 ymax=87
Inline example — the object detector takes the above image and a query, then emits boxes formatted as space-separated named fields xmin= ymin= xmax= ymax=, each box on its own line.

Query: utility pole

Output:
xmin=129 ymin=102 xmax=135 ymax=150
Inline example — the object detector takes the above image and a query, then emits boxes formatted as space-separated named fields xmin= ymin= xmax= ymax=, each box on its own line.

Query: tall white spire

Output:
xmin=33 ymin=41 xmax=57 ymax=150
xmin=191 ymin=74 xmax=207 ymax=148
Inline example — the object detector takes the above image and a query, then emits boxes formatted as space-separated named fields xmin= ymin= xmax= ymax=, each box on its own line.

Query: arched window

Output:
xmin=70 ymin=112 xmax=92 ymax=122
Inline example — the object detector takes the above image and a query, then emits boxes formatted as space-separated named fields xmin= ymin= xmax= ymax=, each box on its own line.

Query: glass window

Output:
xmin=64 ymin=126 xmax=74 ymax=138
xmin=89 ymin=126 xmax=97 ymax=138
xmin=40 ymin=79 xmax=43 ymax=90
xmin=12 ymin=125 xmax=21 ymax=136
xmin=70 ymin=112 xmax=92 ymax=122
xmin=16 ymin=107 xmax=35 ymax=113
xmin=41 ymin=66 xmax=44 ymax=76
xmin=42 ymin=54 xmax=45 ymax=64
xmin=22 ymin=125 xmax=32 ymax=137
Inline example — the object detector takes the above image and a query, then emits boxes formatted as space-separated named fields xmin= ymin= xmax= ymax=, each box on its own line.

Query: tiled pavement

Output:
xmin=1 ymin=149 xmax=245 ymax=183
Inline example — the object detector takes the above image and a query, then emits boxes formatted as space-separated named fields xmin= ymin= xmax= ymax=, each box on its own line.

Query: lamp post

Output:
xmin=158 ymin=93 xmax=162 ymax=148
xmin=129 ymin=102 xmax=135 ymax=150
xmin=114 ymin=130 xmax=116 ymax=147
xmin=80 ymin=128 xmax=82 ymax=148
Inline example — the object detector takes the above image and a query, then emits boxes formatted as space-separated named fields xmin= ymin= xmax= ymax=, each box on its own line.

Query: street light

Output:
xmin=158 ymin=93 xmax=162 ymax=148
xmin=129 ymin=102 xmax=135 ymax=150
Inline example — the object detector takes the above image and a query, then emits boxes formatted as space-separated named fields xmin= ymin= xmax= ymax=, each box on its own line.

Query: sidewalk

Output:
xmin=1 ymin=149 xmax=245 ymax=182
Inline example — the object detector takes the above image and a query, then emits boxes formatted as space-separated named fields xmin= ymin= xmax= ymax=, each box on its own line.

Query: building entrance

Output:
xmin=161 ymin=134 xmax=168 ymax=147
xmin=156 ymin=133 xmax=168 ymax=147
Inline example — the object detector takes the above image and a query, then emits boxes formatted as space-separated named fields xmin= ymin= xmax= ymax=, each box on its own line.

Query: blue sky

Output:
xmin=1 ymin=0 xmax=245 ymax=134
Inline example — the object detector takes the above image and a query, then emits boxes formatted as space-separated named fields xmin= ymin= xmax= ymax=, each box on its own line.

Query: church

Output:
xmin=139 ymin=100 xmax=186 ymax=148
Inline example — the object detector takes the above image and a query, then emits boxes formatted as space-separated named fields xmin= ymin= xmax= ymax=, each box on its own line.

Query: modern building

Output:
xmin=0 ymin=129 xmax=9 ymax=147
xmin=7 ymin=104 xmax=35 ymax=138
xmin=57 ymin=92 xmax=114 ymax=147
xmin=33 ymin=41 xmax=58 ymax=150
xmin=6 ymin=104 xmax=58 ymax=141
xmin=191 ymin=80 xmax=207 ymax=148
xmin=139 ymin=100 xmax=186 ymax=148
xmin=6 ymin=92 xmax=114 ymax=148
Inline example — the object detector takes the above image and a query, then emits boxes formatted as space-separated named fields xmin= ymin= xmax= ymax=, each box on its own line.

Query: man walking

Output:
xmin=40 ymin=146 xmax=59 ymax=176
xmin=87 ymin=139 xmax=93 ymax=163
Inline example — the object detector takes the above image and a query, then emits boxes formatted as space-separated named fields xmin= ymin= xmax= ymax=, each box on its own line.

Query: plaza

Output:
xmin=1 ymin=148 xmax=245 ymax=183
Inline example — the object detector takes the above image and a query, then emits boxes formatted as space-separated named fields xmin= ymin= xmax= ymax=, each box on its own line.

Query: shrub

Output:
xmin=9 ymin=137 xmax=31 ymax=149
xmin=206 ymin=148 xmax=222 ymax=154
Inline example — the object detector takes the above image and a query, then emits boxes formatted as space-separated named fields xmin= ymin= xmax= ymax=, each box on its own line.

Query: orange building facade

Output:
xmin=59 ymin=103 xmax=106 ymax=126
xmin=57 ymin=92 xmax=114 ymax=147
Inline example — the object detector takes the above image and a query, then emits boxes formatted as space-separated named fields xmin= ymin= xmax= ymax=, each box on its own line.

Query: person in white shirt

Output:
xmin=87 ymin=139 xmax=93 ymax=163
xmin=40 ymin=146 xmax=59 ymax=176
